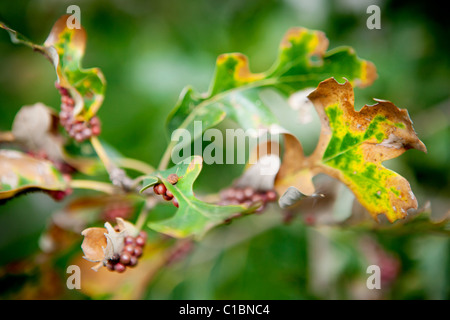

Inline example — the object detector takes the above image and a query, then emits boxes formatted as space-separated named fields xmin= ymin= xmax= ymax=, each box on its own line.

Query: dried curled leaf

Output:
xmin=0 ymin=150 xmax=67 ymax=200
xmin=72 ymin=237 xmax=175 ymax=299
xmin=81 ymin=218 xmax=137 ymax=271
xmin=276 ymin=78 xmax=427 ymax=222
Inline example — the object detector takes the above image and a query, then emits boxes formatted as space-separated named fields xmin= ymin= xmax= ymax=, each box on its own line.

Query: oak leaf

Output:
xmin=0 ymin=15 xmax=106 ymax=119
xmin=276 ymin=78 xmax=427 ymax=222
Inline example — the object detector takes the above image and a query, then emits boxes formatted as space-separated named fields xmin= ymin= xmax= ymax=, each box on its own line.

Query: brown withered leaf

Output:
xmin=81 ymin=218 xmax=140 ymax=271
xmin=80 ymin=227 xmax=107 ymax=263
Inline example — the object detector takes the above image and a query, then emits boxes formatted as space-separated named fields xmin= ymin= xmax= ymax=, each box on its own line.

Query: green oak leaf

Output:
xmin=276 ymin=78 xmax=427 ymax=222
xmin=0 ymin=150 xmax=67 ymax=200
xmin=1 ymin=15 xmax=106 ymax=119
xmin=166 ymin=27 xmax=377 ymax=148
xmin=141 ymin=156 xmax=251 ymax=239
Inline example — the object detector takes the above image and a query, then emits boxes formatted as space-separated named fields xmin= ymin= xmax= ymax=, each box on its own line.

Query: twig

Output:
xmin=69 ymin=179 xmax=118 ymax=194
xmin=90 ymin=136 xmax=134 ymax=191
xmin=135 ymin=197 xmax=158 ymax=231
xmin=0 ymin=131 xmax=15 ymax=142
xmin=90 ymin=136 xmax=115 ymax=172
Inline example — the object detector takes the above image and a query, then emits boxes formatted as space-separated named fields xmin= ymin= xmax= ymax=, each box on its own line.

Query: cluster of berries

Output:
xmin=219 ymin=186 xmax=278 ymax=213
xmin=56 ymin=83 xmax=101 ymax=142
xmin=104 ymin=230 xmax=147 ymax=273
xmin=153 ymin=174 xmax=179 ymax=208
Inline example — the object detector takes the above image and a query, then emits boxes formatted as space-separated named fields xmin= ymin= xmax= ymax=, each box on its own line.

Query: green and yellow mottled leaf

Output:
xmin=166 ymin=27 xmax=376 ymax=148
xmin=0 ymin=150 xmax=67 ymax=200
xmin=1 ymin=15 xmax=106 ymax=119
xmin=276 ymin=78 xmax=426 ymax=222
xmin=142 ymin=156 xmax=250 ymax=239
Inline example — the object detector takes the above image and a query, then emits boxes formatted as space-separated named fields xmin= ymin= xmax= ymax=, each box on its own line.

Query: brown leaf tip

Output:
xmin=44 ymin=14 xmax=87 ymax=54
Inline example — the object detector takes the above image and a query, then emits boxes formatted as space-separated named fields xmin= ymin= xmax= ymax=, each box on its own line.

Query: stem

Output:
xmin=135 ymin=208 xmax=149 ymax=232
xmin=69 ymin=179 xmax=118 ymax=194
xmin=90 ymin=137 xmax=151 ymax=191
xmin=90 ymin=136 xmax=115 ymax=173
xmin=91 ymin=136 xmax=154 ymax=174
xmin=158 ymin=140 xmax=176 ymax=170
xmin=0 ymin=131 xmax=14 ymax=142
xmin=130 ymin=175 xmax=151 ymax=191
xmin=116 ymin=158 xmax=155 ymax=174
xmin=135 ymin=197 xmax=157 ymax=231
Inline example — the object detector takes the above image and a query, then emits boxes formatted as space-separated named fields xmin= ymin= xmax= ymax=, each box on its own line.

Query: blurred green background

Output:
xmin=0 ymin=0 xmax=448 ymax=299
